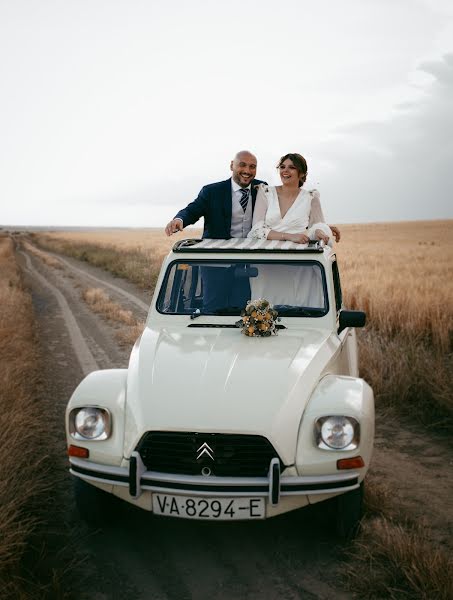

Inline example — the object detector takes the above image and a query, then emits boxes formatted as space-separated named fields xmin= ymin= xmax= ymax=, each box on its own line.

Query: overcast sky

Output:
xmin=1 ymin=0 xmax=452 ymax=227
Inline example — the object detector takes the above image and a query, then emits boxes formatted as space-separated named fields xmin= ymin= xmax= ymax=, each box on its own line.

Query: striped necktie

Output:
xmin=239 ymin=188 xmax=250 ymax=212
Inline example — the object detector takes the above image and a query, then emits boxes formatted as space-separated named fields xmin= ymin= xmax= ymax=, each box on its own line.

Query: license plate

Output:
xmin=152 ymin=494 xmax=265 ymax=520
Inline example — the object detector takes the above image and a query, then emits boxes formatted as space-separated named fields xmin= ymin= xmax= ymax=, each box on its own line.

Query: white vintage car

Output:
xmin=66 ymin=238 xmax=374 ymax=537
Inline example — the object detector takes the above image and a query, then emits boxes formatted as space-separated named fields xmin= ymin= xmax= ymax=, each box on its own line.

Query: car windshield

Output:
xmin=157 ymin=260 xmax=328 ymax=317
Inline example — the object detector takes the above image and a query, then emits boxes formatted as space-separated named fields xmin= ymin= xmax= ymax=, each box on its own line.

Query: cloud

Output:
xmin=419 ymin=52 xmax=453 ymax=84
xmin=319 ymin=53 xmax=453 ymax=223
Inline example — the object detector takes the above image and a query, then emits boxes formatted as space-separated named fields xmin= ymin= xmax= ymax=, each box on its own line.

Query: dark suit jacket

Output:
xmin=174 ymin=178 xmax=266 ymax=239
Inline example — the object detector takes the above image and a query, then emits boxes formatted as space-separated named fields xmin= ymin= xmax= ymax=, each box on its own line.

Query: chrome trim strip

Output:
xmin=141 ymin=470 xmax=269 ymax=488
xmin=70 ymin=457 xmax=126 ymax=476
xmin=69 ymin=468 xmax=128 ymax=487
xmin=140 ymin=482 xmax=269 ymax=497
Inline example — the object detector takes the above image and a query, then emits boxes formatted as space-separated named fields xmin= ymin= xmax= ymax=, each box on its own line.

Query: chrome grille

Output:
xmin=136 ymin=432 xmax=282 ymax=477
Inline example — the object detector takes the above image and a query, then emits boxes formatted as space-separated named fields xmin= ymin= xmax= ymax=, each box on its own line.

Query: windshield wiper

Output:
xmin=190 ymin=309 xmax=205 ymax=320
xmin=212 ymin=307 xmax=242 ymax=315
xmin=191 ymin=307 xmax=242 ymax=319
xmin=274 ymin=306 xmax=324 ymax=317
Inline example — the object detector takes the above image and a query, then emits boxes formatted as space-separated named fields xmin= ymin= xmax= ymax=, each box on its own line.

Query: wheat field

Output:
xmin=336 ymin=221 xmax=452 ymax=349
xmin=334 ymin=221 xmax=453 ymax=426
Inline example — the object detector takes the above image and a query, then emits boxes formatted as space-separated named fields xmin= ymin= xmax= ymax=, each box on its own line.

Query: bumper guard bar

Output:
xmin=69 ymin=456 xmax=360 ymax=501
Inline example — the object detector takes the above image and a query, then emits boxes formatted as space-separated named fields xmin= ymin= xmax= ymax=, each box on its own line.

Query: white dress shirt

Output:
xmin=230 ymin=179 xmax=253 ymax=238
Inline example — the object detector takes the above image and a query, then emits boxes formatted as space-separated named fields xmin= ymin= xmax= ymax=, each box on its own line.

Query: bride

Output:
xmin=248 ymin=152 xmax=333 ymax=244
xmin=247 ymin=153 xmax=334 ymax=306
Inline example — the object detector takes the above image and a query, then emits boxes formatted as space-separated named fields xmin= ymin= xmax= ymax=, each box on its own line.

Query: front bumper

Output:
xmin=70 ymin=453 xmax=360 ymax=507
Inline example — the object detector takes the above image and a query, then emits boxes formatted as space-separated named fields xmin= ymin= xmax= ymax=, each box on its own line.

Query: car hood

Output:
xmin=124 ymin=324 xmax=340 ymax=464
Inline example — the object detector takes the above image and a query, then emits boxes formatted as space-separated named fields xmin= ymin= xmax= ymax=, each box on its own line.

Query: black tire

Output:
xmin=74 ymin=477 xmax=115 ymax=527
xmin=336 ymin=482 xmax=364 ymax=540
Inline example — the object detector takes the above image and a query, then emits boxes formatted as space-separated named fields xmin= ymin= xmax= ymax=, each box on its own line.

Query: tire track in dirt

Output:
xmin=46 ymin=250 xmax=149 ymax=312
xmin=21 ymin=251 xmax=99 ymax=376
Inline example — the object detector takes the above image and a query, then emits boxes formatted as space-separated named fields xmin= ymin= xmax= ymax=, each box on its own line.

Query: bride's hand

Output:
xmin=288 ymin=232 xmax=310 ymax=244
xmin=315 ymin=229 xmax=330 ymax=244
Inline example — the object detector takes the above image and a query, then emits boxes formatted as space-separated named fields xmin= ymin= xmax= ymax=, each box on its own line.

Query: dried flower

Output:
xmin=235 ymin=299 xmax=279 ymax=337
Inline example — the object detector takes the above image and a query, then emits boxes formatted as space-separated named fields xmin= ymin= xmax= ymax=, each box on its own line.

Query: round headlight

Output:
xmin=318 ymin=416 xmax=358 ymax=450
xmin=71 ymin=407 xmax=110 ymax=440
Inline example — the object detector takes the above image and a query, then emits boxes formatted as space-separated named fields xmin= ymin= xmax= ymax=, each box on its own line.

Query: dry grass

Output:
xmin=82 ymin=287 xmax=145 ymax=347
xmin=345 ymin=517 xmax=453 ymax=599
xmin=82 ymin=287 xmax=136 ymax=325
xmin=32 ymin=228 xmax=199 ymax=291
xmin=21 ymin=240 xmax=62 ymax=269
xmin=33 ymin=227 xmax=193 ymax=253
xmin=337 ymin=221 xmax=453 ymax=351
xmin=362 ymin=473 xmax=397 ymax=519
xmin=0 ymin=235 xmax=56 ymax=598
xmin=359 ymin=333 xmax=452 ymax=427
xmin=116 ymin=322 xmax=146 ymax=347
xmin=344 ymin=472 xmax=453 ymax=599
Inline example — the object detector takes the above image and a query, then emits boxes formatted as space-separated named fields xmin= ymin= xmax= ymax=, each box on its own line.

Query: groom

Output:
xmin=165 ymin=149 xmax=340 ymax=242
xmin=165 ymin=150 xmax=263 ymax=311
xmin=165 ymin=150 xmax=264 ymax=239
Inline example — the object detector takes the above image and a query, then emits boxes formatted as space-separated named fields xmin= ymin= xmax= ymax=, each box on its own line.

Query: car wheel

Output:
xmin=336 ymin=482 xmax=364 ymax=540
xmin=74 ymin=477 xmax=115 ymax=527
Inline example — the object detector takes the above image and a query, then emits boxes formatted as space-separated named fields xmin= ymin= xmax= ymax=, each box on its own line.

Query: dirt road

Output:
xmin=18 ymin=242 xmax=452 ymax=600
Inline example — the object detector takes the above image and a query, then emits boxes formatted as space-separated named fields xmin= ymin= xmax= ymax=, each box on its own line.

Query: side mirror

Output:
xmin=338 ymin=310 xmax=366 ymax=334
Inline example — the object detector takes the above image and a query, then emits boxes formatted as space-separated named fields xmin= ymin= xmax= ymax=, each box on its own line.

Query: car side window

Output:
xmin=332 ymin=260 xmax=342 ymax=312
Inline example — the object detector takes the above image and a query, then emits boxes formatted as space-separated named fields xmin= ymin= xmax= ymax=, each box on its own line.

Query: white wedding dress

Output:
xmin=246 ymin=185 xmax=332 ymax=307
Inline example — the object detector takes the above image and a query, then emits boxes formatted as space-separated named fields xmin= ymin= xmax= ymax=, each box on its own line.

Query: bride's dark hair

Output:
xmin=277 ymin=153 xmax=308 ymax=187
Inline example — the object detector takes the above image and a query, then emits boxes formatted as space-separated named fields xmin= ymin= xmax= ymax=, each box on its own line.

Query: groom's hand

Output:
xmin=330 ymin=226 xmax=341 ymax=242
xmin=165 ymin=218 xmax=184 ymax=236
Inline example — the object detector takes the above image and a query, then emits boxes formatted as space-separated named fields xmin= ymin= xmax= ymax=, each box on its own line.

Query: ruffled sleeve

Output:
xmin=247 ymin=184 xmax=271 ymax=240
xmin=306 ymin=190 xmax=333 ymax=244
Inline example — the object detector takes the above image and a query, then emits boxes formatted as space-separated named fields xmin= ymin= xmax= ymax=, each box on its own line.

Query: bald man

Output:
xmin=165 ymin=150 xmax=264 ymax=239
xmin=164 ymin=151 xmax=265 ymax=311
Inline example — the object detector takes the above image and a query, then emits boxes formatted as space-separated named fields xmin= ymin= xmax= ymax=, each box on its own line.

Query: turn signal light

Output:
xmin=337 ymin=456 xmax=364 ymax=470
xmin=68 ymin=445 xmax=90 ymax=458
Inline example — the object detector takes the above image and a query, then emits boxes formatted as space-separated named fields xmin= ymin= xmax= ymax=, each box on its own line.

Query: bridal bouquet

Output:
xmin=236 ymin=299 xmax=279 ymax=337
